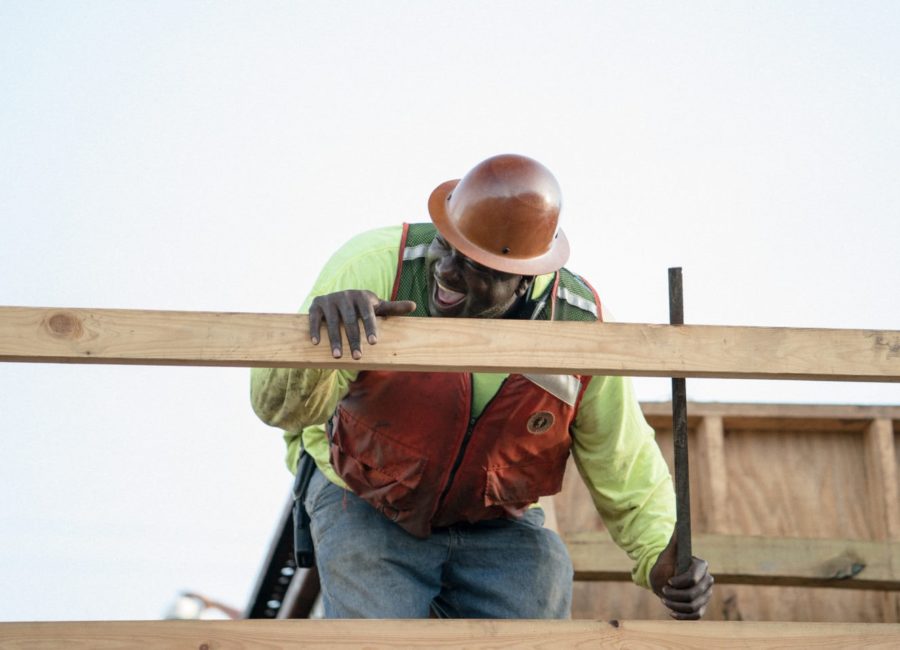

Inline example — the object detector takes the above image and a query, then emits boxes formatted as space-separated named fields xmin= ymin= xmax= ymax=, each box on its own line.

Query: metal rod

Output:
xmin=669 ymin=267 xmax=692 ymax=574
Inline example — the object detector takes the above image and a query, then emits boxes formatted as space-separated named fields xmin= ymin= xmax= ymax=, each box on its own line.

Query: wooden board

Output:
xmin=1 ymin=306 xmax=899 ymax=381
xmin=0 ymin=620 xmax=898 ymax=649
xmin=642 ymin=402 xmax=900 ymax=434
xmin=640 ymin=402 xmax=900 ymax=420
xmin=565 ymin=531 xmax=900 ymax=590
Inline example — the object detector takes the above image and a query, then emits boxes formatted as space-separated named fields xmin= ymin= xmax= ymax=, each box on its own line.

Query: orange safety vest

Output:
xmin=330 ymin=371 xmax=591 ymax=538
xmin=328 ymin=223 xmax=600 ymax=538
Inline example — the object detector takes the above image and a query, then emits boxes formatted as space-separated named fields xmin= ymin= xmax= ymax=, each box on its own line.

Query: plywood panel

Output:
xmin=725 ymin=429 xmax=872 ymax=539
xmin=716 ymin=425 xmax=897 ymax=621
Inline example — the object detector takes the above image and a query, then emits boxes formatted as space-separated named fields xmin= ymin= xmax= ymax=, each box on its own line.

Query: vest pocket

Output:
xmin=484 ymin=452 xmax=568 ymax=508
xmin=329 ymin=408 xmax=427 ymax=513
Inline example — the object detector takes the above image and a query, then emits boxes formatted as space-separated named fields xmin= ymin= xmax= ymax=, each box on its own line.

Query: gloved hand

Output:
xmin=648 ymin=533 xmax=714 ymax=620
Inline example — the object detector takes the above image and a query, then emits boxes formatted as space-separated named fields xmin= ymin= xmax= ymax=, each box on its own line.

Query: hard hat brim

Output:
xmin=427 ymin=179 xmax=570 ymax=276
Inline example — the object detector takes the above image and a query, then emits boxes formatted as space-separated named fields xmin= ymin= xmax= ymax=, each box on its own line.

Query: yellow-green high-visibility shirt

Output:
xmin=250 ymin=225 xmax=675 ymax=589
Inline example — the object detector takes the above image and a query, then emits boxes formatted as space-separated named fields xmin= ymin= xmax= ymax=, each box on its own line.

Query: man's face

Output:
xmin=425 ymin=233 xmax=530 ymax=318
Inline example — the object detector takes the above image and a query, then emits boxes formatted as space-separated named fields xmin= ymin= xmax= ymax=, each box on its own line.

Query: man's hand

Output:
xmin=308 ymin=290 xmax=416 ymax=359
xmin=648 ymin=533 xmax=714 ymax=620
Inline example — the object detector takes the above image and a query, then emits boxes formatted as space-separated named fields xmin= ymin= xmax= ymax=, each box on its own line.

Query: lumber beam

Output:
xmin=566 ymin=531 xmax=900 ymax=590
xmin=0 ymin=619 xmax=897 ymax=649
xmin=1 ymin=306 xmax=899 ymax=381
xmin=641 ymin=401 xmax=900 ymax=421
xmin=642 ymin=401 xmax=900 ymax=435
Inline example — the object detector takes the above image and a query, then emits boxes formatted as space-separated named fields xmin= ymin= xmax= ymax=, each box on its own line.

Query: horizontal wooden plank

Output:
xmin=1 ymin=306 xmax=899 ymax=381
xmin=641 ymin=401 xmax=900 ymax=421
xmin=0 ymin=620 xmax=898 ymax=649
xmin=566 ymin=531 xmax=900 ymax=590
xmin=642 ymin=402 xmax=900 ymax=434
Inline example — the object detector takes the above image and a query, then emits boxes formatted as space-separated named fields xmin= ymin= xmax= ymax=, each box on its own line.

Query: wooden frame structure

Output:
xmin=1 ymin=305 xmax=899 ymax=646
xmin=557 ymin=401 xmax=900 ymax=623
xmin=576 ymin=402 xmax=900 ymax=592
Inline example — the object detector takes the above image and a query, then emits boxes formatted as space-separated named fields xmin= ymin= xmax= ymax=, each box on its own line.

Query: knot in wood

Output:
xmin=47 ymin=312 xmax=83 ymax=339
xmin=822 ymin=551 xmax=866 ymax=580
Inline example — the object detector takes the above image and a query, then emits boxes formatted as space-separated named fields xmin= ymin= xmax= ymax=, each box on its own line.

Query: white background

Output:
xmin=1 ymin=1 xmax=898 ymax=620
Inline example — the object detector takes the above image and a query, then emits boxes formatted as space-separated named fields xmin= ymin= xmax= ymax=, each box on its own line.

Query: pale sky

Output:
xmin=1 ymin=1 xmax=898 ymax=621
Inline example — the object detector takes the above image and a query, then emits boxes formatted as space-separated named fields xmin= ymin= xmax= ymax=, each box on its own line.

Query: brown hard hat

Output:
xmin=427 ymin=154 xmax=569 ymax=275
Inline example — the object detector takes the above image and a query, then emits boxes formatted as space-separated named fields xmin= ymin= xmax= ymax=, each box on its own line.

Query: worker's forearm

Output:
xmin=571 ymin=375 xmax=676 ymax=588
xmin=250 ymin=366 xmax=352 ymax=431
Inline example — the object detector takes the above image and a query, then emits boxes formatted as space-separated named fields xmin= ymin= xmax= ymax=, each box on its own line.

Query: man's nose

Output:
xmin=435 ymin=250 xmax=464 ymax=282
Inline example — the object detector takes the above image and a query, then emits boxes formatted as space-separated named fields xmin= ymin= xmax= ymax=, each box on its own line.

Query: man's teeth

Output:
xmin=437 ymin=282 xmax=465 ymax=305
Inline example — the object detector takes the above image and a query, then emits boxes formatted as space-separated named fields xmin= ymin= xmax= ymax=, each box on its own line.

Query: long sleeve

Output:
xmin=570 ymin=374 xmax=675 ymax=589
xmin=251 ymin=366 xmax=352 ymax=432
xmin=250 ymin=225 xmax=404 ymax=474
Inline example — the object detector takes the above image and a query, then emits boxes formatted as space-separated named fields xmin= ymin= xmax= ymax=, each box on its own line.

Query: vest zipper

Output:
xmin=435 ymin=274 xmax=554 ymax=509
xmin=435 ymin=375 xmax=507 ymax=511
xmin=436 ymin=415 xmax=478 ymax=509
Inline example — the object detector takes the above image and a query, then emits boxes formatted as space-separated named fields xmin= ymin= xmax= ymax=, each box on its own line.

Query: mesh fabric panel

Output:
xmin=395 ymin=223 xmax=437 ymax=317
xmin=395 ymin=222 xmax=599 ymax=322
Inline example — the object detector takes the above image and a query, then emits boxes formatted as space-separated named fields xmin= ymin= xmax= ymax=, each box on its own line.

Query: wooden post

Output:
xmin=865 ymin=418 xmax=900 ymax=622
xmin=695 ymin=416 xmax=729 ymax=534
xmin=865 ymin=419 xmax=900 ymax=541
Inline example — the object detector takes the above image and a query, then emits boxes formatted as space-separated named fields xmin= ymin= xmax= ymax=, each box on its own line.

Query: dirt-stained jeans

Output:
xmin=302 ymin=467 xmax=573 ymax=618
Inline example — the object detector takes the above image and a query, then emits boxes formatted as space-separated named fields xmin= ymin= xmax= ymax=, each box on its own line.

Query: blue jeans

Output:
xmin=302 ymin=468 xmax=573 ymax=618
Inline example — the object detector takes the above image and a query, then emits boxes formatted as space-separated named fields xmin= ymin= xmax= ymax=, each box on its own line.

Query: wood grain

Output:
xmin=1 ymin=306 xmax=899 ymax=381
xmin=641 ymin=402 xmax=900 ymax=420
xmin=695 ymin=416 xmax=730 ymax=534
xmin=865 ymin=419 xmax=900 ymax=541
xmin=642 ymin=402 xmax=900 ymax=434
xmin=0 ymin=620 xmax=898 ymax=649
xmin=565 ymin=531 xmax=900 ymax=590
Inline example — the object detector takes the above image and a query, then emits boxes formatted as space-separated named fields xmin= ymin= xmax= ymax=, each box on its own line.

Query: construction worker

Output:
xmin=251 ymin=154 xmax=713 ymax=619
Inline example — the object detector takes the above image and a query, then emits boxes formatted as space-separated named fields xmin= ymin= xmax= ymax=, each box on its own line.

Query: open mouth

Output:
xmin=434 ymin=280 xmax=466 ymax=308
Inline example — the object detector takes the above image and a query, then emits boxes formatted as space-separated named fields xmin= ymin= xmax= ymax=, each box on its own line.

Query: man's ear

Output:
xmin=516 ymin=275 xmax=535 ymax=297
